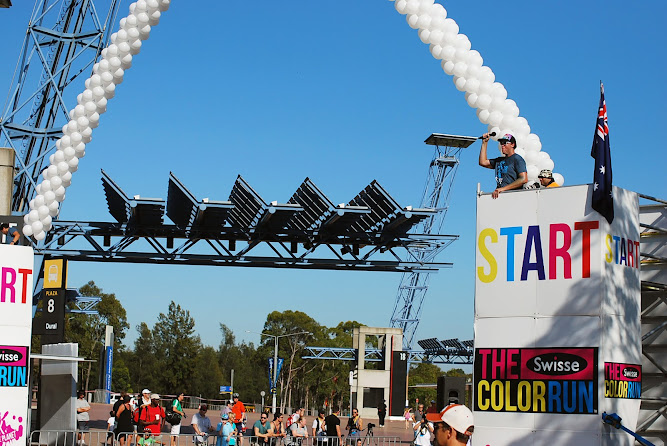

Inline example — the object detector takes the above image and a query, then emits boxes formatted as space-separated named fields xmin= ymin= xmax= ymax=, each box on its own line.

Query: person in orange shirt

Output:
xmin=538 ymin=169 xmax=560 ymax=188
xmin=231 ymin=393 xmax=246 ymax=444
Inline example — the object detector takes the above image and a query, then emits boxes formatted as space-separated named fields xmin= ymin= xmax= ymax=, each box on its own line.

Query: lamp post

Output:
xmin=246 ymin=330 xmax=311 ymax=412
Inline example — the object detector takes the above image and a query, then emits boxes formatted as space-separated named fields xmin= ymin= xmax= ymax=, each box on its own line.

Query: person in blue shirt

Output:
xmin=479 ymin=133 xmax=527 ymax=199
xmin=1 ymin=223 xmax=20 ymax=245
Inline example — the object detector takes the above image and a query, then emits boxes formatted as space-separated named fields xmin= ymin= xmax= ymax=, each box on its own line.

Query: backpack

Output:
xmin=133 ymin=405 xmax=145 ymax=425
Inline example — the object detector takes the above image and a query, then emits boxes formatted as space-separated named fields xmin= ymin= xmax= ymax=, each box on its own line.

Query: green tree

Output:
xmin=407 ymin=362 xmax=442 ymax=406
xmin=152 ymin=301 xmax=201 ymax=394
xmin=129 ymin=322 xmax=159 ymax=392
xmin=64 ymin=281 xmax=129 ymax=391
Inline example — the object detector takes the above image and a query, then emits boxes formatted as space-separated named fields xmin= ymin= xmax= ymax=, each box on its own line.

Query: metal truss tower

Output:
xmin=390 ymin=134 xmax=476 ymax=349
xmin=1 ymin=0 xmax=121 ymax=214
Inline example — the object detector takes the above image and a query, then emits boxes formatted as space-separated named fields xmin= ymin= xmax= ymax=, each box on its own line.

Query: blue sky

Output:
xmin=1 ymin=1 xmax=665 ymax=364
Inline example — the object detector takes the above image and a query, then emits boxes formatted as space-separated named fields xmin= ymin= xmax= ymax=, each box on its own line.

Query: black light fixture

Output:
xmin=0 ymin=0 xmax=12 ymax=9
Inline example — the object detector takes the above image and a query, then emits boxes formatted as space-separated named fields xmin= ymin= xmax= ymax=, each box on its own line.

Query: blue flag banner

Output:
xmin=268 ymin=358 xmax=284 ymax=391
xmin=591 ymin=82 xmax=614 ymax=224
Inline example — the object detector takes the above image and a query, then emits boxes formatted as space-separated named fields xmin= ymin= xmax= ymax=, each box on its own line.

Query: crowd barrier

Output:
xmin=28 ymin=431 xmax=400 ymax=446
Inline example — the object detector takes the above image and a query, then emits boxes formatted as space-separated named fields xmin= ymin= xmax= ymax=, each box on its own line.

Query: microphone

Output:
xmin=478 ymin=132 xmax=496 ymax=140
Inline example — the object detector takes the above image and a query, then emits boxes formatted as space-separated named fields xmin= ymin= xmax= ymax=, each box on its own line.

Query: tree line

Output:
xmin=32 ymin=281 xmax=469 ymax=409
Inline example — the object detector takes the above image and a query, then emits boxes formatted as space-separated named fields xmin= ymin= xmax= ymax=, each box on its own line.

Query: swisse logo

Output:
xmin=0 ymin=347 xmax=23 ymax=364
xmin=623 ymin=367 xmax=639 ymax=379
xmin=526 ymin=353 xmax=587 ymax=376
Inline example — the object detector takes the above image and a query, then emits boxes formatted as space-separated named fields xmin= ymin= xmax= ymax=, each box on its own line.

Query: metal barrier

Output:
xmin=241 ymin=435 xmax=401 ymax=446
xmin=29 ymin=430 xmax=113 ymax=446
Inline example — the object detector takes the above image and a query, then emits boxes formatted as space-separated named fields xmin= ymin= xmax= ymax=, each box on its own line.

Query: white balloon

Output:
xmin=488 ymin=110 xmax=503 ymax=127
xmin=442 ymin=31 xmax=456 ymax=46
xmin=157 ymin=0 xmax=170 ymax=12
xmin=464 ymin=77 xmax=480 ymax=94
xmin=50 ymin=176 xmax=63 ymax=189
xmin=22 ymin=225 xmax=33 ymax=237
xmin=515 ymin=117 xmax=530 ymax=135
xmin=73 ymin=143 xmax=86 ymax=157
xmin=454 ymin=34 xmax=471 ymax=51
xmin=477 ymin=67 xmax=495 ymax=84
xmin=48 ymin=201 xmax=60 ymax=216
xmin=34 ymin=231 xmax=46 ymax=241
xmin=454 ymin=76 xmax=466 ymax=91
xmin=41 ymin=179 xmax=52 ymax=192
xmin=57 ymin=161 xmax=69 ymax=175
xmin=417 ymin=14 xmax=432 ymax=30
xmin=107 ymin=43 xmax=120 ymax=58
xmin=54 ymin=187 xmax=66 ymax=202
xmin=428 ymin=29 xmax=444 ymax=45
xmin=38 ymin=205 xmax=50 ymax=219
xmin=442 ymin=60 xmax=455 ymax=75
xmin=405 ymin=0 xmax=419 ymax=15
xmin=553 ymin=173 xmax=565 ymax=186
xmin=527 ymin=165 xmax=540 ymax=181
xmin=130 ymin=39 xmax=142 ymax=55
xmin=77 ymin=116 xmax=90 ymax=129
xmin=418 ymin=0 xmax=435 ymax=14
xmin=466 ymin=92 xmax=479 ymax=108
xmin=440 ymin=45 xmax=456 ymax=61
xmin=454 ymin=47 xmax=468 ymax=63
xmin=136 ymin=12 xmax=150 ymax=26
xmin=47 ymin=165 xmax=59 ymax=179
xmin=429 ymin=3 xmax=446 ymax=19
xmin=540 ymin=158 xmax=555 ymax=172
xmin=419 ymin=29 xmax=431 ymax=44
xmin=453 ymin=62 xmax=467 ymax=77
xmin=466 ymin=50 xmax=483 ymax=68
xmin=443 ymin=18 xmax=459 ymax=35
xmin=88 ymin=112 xmax=100 ymax=128
xmin=70 ymin=132 xmax=82 ymax=145
xmin=34 ymin=195 xmax=45 ymax=208
xmin=524 ymin=150 xmax=538 ymax=166
xmin=476 ymin=93 xmax=492 ymax=109
xmin=54 ymin=151 xmax=65 ymax=164
xmin=514 ymin=148 xmax=526 ymax=159
xmin=503 ymin=99 xmax=520 ymax=117
xmin=120 ymin=54 xmax=133 ymax=69
xmin=29 ymin=209 xmax=39 ymax=222
xmin=103 ymin=83 xmax=116 ymax=99
xmin=488 ymin=126 xmax=501 ymax=139
xmin=44 ymin=190 xmax=56 ymax=204
xmin=31 ymin=220 xmax=43 ymax=234
xmin=465 ymin=64 xmax=481 ymax=80
xmin=406 ymin=14 xmax=419 ymax=29
xmin=67 ymin=157 xmax=79 ymax=172
xmin=138 ymin=24 xmax=151 ymax=39
xmin=477 ymin=108 xmax=491 ymax=124
xmin=490 ymin=83 xmax=508 ymax=101
xmin=500 ymin=114 xmax=516 ymax=130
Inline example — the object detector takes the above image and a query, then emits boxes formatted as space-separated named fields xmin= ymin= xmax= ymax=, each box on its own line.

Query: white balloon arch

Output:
xmin=22 ymin=0 xmax=562 ymax=239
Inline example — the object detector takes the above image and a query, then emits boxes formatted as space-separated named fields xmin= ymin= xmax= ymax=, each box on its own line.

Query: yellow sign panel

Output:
xmin=43 ymin=259 xmax=66 ymax=289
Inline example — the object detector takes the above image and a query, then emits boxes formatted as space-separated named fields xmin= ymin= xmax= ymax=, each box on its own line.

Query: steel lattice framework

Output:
xmin=390 ymin=134 xmax=476 ymax=348
xmin=1 ymin=0 xmax=121 ymax=214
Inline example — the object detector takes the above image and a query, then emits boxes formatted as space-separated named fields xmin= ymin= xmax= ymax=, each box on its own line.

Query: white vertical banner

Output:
xmin=0 ymin=245 xmax=34 ymax=446
xmin=473 ymin=185 xmax=641 ymax=446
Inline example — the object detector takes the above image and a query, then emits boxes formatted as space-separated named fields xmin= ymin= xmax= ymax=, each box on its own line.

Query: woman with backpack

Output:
xmin=169 ymin=393 xmax=187 ymax=446
xmin=115 ymin=395 xmax=134 ymax=446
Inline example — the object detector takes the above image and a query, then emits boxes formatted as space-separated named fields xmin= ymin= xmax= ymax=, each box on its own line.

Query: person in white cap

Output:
xmin=140 ymin=389 xmax=152 ymax=408
xmin=425 ymin=404 xmax=474 ymax=446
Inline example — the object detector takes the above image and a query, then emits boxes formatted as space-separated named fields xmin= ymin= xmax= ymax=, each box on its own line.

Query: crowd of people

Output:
xmin=80 ymin=390 xmax=474 ymax=446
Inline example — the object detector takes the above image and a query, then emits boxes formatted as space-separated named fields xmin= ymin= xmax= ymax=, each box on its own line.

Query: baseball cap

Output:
xmin=142 ymin=389 xmax=151 ymax=394
xmin=221 ymin=413 xmax=229 ymax=420
xmin=498 ymin=133 xmax=516 ymax=145
xmin=538 ymin=169 xmax=553 ymax=179
xmin=233 ymin=393 xmax=239 ymax=398
xmin=425 ymin=404 xmax=474 ymax=436
xmin=151 ymin=393 xmax=160 ymax=400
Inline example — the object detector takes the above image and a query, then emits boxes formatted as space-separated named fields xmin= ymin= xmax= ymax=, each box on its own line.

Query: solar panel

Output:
xmin=441 ymin=338 xmax=466 ymax=350
xmin=462 ymin=340 xmax=474 ymax=349
xmin=287 ymin=178 xmax=371 ymax=232
xmin=417 ymin=338 xmax=446 ymax=353
xmin=101 ymin=169 xmax=165 ymax=227
xmin=167 ymin=172 xmax=233 ymax=232
xmin=228 ymin=175 xmax=302 ymax=231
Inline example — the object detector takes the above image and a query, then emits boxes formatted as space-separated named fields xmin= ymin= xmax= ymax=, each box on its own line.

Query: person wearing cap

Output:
xmin=219 ymin=412 xmax=238 ymax=446
xmin=538 ymin=169 xmax=560 ymax=188
xmin=140 ymin=389 xmax=152 ymax=408
xmin=231 ymin=393 xmax=247 ymax=443
xmin=479 ymin=133 xmax=527 ymax=199
xmin=425 ymin=404 xmax=474 ymax=446
xmin=192 ymin=404 xmax=216 ymax=445
xmin=138 ymin=394 xmax=165 ymax=443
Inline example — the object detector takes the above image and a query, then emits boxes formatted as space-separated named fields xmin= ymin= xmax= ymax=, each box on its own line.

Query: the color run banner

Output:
xmin=0 ymin=246 xmax=33 ymax=446
xmin=473 ymin=185 xmax=642 ymax=446
xmin=474 ymin=347 xmax=598 ymax=414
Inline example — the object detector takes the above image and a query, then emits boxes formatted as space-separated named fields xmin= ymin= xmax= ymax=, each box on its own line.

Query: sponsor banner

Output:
xmin=0 ymin=246 xmax=34 ymax=446
xmin=604 ymin=362 xmax=641 ymax=399
xmin=0 ymin=346 xmax=28 ymax=388
xmin=474 ymin=347 xmax=598 ymax=414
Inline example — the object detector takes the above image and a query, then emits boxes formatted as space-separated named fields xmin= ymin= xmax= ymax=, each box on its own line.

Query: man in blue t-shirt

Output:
xmin=1 ymin=223 xmax=20 ymax=245
xmin=478 ymin=133 xmax=527 ymax=199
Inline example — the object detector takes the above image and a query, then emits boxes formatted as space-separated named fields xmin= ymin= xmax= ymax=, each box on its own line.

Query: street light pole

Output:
xmin=246 ymin=330 xmax=312 ymax=413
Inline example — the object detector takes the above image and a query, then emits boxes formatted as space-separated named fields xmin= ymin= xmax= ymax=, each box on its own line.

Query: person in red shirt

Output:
xmin=231 ymin=393 xmax=246 ymax=442
xmin=140 ymin=394 xmax=166 ymax=439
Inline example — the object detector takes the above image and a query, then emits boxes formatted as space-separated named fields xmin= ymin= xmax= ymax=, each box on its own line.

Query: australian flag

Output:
xmin=591 ymin=82 xmax=614 ymax=224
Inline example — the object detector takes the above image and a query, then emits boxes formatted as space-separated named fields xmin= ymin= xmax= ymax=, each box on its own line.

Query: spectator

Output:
xmin=286 ymin=407 xmax=304 ymax=431
xmin=192 ymin=404 xmax=216 ymax=445
xmin=113 ymin=391 xmax=127 ymax=416
xmin=413 ymin=404 xmax=425 ymax=424
xmin=115 ymin=395 xmax=134 ymax=446
xmin=270 ymin=412 xmax=286 ymax=446
xmin=221 ymin=400 xmax=233 ymax=420
xmin=1 ymin=223 xmax=20 ymax=245
xmin=231 ymin=393 xmax=246 ymax=442
xmin=75 ymin=390 xmax=90 ymax=446
xmin=425 ymin=404 xmax=474 ymax=446
xmin=219 ymin=413 xmax=237 ymax=446
xmin=106 ymin=410 xmax=115 ymax=445
xmin=170 ymin=392 xmax=187 ymax=446
xmin=377 ymin=400 xmax=386 ymax=428
xmin=253 ymin=412 xmax=272 ymax=445
xmin=324 ymin=407 xmax=341 ymax=446
xmin=345 ymin=409 xmax=362 ymax=443
xmin=403 ymin=407 xmax=412 ymax=430
xmin=479 ymin=133 xmax=527 ymax=199
xmin=538 ymin=169 xmax=560 ymax=188
xmin=312 ymin=409 xmax=326 ymax=445
xmin=140 ymin=389 xmax=152 ymax=408
xmin=426 ymin=401 xmax=438 ymax=414
xmin=139 ymin=394 xmax=165 ymax=444
xmin=290 ymin=417 xmax=308 ymax=445
xmin=413 ymin=416 xmax=433 ymax=446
